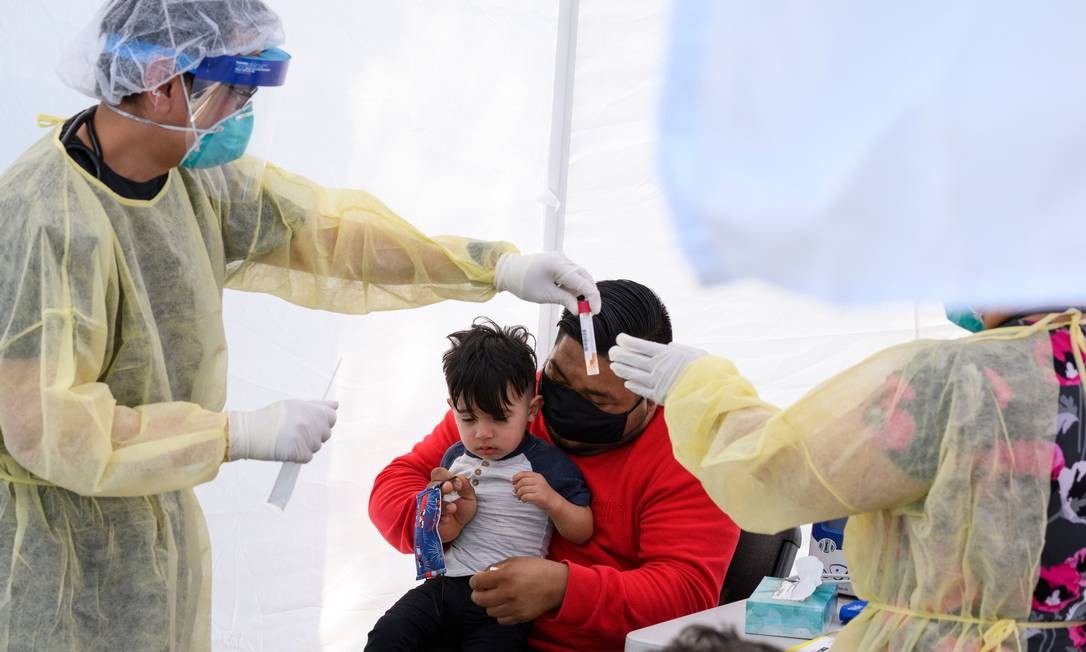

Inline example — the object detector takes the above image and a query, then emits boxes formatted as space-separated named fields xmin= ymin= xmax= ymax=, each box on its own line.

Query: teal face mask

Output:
xmin=945 ymin=306 xmax=985 ymax=332
xmin=179 ymin=104 xmax=254 ymax=169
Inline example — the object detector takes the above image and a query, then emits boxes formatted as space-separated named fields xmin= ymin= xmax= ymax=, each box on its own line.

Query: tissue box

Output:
xmin=745 ymin=577 xmax=837 ymax=639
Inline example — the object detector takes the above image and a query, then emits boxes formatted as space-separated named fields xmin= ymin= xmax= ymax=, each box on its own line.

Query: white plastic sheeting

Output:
xmin=0 ymin=2 xmax=962 ymax=650
xmin=661 ymin=0 xmax=1086 ymax=305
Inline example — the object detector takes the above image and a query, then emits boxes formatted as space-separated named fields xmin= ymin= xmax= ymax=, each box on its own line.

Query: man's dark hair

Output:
xmin=661 ymin=626 xmax=781 ymax=652
xmin=556 ymin=279 xmax=672 ymax=353
xmin=443 ymin=318 xmax=537 ymax=420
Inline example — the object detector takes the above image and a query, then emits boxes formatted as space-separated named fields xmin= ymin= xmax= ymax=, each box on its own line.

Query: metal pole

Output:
xmin=536 ymin=0 xmax=580 ymax=366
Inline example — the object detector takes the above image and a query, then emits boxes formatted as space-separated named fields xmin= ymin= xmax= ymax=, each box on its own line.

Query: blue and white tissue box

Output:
xmin=745 ymin=576 xmax=837 ymax=639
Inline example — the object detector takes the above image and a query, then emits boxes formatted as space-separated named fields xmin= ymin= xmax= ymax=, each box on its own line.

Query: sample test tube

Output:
xmin=578 ymin=295 xmax=599 ymax=375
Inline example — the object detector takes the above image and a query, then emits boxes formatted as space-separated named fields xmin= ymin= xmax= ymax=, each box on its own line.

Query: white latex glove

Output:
xmin=493 ymin=252 xmax=601 ymax=315
xmin=608 ymin=333 xmax=708 ymax=404
xmin=227 ymin=400 xmax=338 ymax=463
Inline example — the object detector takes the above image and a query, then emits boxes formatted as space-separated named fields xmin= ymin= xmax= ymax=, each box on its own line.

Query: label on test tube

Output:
xmin=578 ymin=297 xmax=600 ymax=376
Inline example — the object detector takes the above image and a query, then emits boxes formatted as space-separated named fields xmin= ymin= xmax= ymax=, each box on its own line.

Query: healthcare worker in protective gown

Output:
xmin=611 ymin=309 xmax=1086 ymax=651
xmin=0 ymin=1 xmax=600 ymax=650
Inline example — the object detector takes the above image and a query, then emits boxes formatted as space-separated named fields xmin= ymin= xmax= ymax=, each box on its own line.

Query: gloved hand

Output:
xmin=493 ymin=252 xmax=601 ymax=315
xmin=608 ymin=333 xmax=708 ymax=404
xmin=227 ymin=400 xmax=338 ymax=463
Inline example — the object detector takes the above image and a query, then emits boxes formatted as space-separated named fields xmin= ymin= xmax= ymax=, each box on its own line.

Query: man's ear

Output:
xmin=142 ymin=55 xmax=178 ymax=88
xmin=142 ymin=57 xmax=183 ymax=114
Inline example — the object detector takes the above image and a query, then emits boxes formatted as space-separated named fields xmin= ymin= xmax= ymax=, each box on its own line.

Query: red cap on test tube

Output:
xmin=576 ymin=294 xmax=600 ymax=375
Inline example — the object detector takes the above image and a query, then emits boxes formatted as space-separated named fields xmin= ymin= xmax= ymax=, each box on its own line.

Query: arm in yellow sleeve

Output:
xmin=664 ymin=342 xmax=947 ymax=534
xmin=0 ymin=223 xmax=227 ymax=497
xmin=218 ymin=161 xmax=520 ymax=314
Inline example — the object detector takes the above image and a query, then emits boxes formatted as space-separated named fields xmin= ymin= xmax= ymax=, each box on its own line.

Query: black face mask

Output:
xmin=539 ymin=373 xmax=643 ymax=445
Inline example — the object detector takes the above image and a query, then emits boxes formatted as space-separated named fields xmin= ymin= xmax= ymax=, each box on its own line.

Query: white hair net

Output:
xmin=59 ymin=0 xmax=285 ymax=105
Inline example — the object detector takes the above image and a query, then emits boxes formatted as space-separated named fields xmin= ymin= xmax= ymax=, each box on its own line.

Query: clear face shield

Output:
xmin=181 ymin=48 xmax=290 ymax=199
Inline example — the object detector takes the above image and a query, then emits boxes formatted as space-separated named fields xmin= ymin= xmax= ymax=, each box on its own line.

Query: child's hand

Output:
xmin=431 ymin=467 xmax=477 ymax=541
xmin=511 ymin=471 xmax=559 ymax=512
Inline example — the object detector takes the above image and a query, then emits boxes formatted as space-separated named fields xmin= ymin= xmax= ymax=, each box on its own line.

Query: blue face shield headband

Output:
xmin=102 ymin=37 xmax=291 ymax=89
xmin=189 ymin=48 xmax=291 ymax=87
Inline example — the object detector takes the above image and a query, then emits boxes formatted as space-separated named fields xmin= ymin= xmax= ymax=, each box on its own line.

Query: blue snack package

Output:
xmin=413 ymin=485 xmax=447 ymax=580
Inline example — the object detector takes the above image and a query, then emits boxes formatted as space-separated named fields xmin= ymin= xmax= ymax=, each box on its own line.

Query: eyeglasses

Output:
xmin=226 ymin=84 xmax=258 ymax=105
xmin=189 ymin=80 xmax=258 ymax=111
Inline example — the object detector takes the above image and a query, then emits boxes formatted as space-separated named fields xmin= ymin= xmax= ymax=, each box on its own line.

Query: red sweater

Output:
xmin=368 ymin=406 xmax=739 ymax=652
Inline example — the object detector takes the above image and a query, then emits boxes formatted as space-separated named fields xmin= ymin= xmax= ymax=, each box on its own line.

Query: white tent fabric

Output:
xmin=1 ymin=2 xmax=962 ymax=650
xmin=661 ymin=0 xmax=1086 ymax=305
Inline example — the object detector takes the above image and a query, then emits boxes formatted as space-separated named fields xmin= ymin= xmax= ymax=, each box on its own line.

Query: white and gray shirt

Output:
xmin=440 ymin=434 xmax=591 ymax=577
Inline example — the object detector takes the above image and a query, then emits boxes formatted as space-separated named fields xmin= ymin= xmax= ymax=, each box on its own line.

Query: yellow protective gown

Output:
xmin=665 ymin=316 xmax=1086 ymax=651
xmin=0 ymin=125 xmax=516 ymax=650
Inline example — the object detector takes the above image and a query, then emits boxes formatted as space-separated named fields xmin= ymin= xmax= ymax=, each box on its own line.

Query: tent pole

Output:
xmin=537 ymin=0 xmax=580 ymax=366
